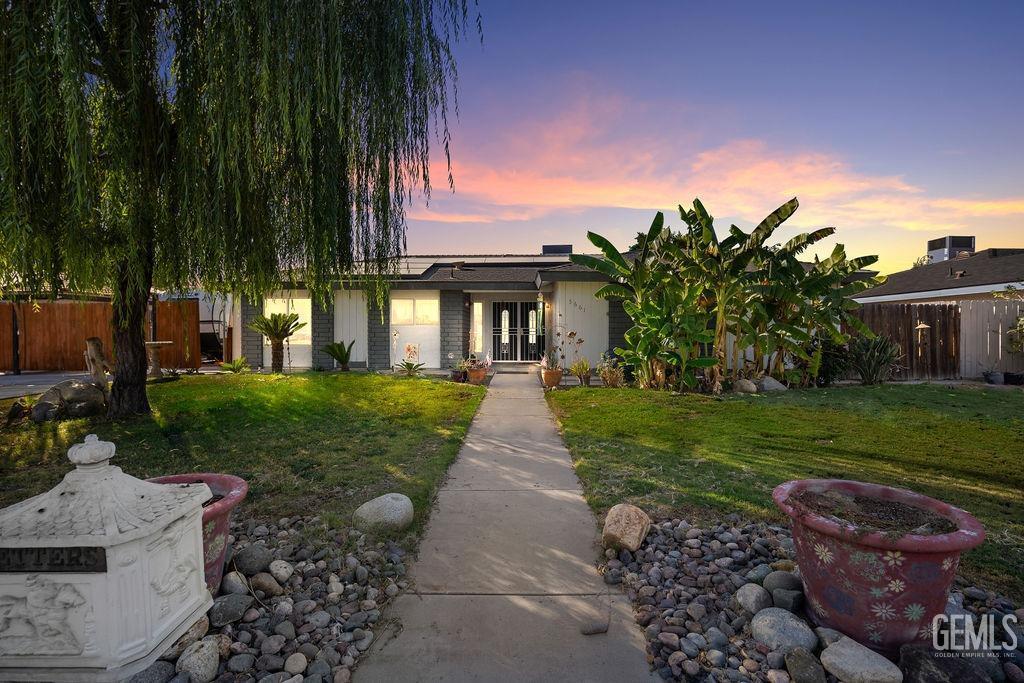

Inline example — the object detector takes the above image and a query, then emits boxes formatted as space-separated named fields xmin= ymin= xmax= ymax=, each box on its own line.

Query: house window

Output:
xmin=472 ymin=302 xmax=483 ymax=353
xmin=391 ymin=297 xmax=438 ymax=326
xmin=264 ymin=296 xmax=312 ymax=345
xmin=391 ymin=299 xmax=414 ymax=325
xmin=414 ymin=298 xmax=439 ymax=325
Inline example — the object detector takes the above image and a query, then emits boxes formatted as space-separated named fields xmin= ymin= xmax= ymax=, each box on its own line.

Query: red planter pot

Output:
xmin=773 ymin=479 xmax=985 ymax=655
xmin=149 ymin=473 xmax=248 ymax=593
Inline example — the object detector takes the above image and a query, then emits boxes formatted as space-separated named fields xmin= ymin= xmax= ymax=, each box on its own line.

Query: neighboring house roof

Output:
xmin=856 ymin=248 xmax=1024 ymax=302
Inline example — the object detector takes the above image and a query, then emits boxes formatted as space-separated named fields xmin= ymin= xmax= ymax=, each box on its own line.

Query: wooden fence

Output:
xmin=852 ymin=303 xmax=960 ymax=380
xmin=960 ymin=299 xmax=1024 ymax=378
xmin=0 ymin=300 xmax=200 ymax=372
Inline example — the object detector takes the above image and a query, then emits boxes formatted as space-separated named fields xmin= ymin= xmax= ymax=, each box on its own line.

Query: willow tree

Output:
xmin=1 ymin=0 xmax=474 ymax=416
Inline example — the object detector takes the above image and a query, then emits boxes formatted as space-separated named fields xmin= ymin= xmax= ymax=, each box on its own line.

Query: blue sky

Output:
xmin=405 ymin=1 xmax=1024 ymax=273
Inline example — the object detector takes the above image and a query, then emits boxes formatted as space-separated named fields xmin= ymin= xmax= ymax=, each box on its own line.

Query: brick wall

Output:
xmin=367 ymin=296 xmax=391 ymax=370
xmin=440 ymin=290 xmax=469 ymax=367
xmin=607 ymin=298 xmax=631 ymax=356
xmin=311 ymin=299 xmax=334 ymax=369
xmin=240 ymin=297 xmax=263 ymax=367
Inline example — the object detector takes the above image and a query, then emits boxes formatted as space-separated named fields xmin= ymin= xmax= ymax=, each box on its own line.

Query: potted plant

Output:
xmin=539 ymin=353 xmax=563 ymax=388
xmin=148 ymin=473 xmax=249 ymax=593
xmin=773 ymin=479 xmax=985 ymax=655
xmin=323 ymin=340 xmax=356 ymax=371
xmin=465 ymin=353 xmax=490 ymax=385
xmin=569 ymin=356 xmax=591 ymax=386
xmin=450 ymin=357 xmax=468 ymax=383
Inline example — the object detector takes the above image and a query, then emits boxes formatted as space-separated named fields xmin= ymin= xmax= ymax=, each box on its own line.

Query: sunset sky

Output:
xmin=404 ymin=1 xmax=1024 ymax=274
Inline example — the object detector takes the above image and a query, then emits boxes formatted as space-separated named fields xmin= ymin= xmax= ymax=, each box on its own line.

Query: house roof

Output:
xmin=857 ymin=248 xmax=1024 ymax=300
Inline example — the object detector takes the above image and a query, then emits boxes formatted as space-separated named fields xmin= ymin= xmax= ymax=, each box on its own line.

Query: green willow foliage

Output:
xmin=1 ymin=0 xmax=475 ymax=414
xmin=1 ymin=0 xmax=473 ymax=301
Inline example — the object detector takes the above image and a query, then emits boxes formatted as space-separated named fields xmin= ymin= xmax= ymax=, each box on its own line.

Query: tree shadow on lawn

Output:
xmin=0 ymin=374 xmax=484 ymax=535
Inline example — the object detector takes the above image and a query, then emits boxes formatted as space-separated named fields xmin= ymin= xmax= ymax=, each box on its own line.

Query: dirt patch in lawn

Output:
xmin=787 ymin=488 xmax=958 ymax=536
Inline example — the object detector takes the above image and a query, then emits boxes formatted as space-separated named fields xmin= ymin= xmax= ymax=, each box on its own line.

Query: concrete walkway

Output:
xmin=357 ymin=373 xmax=650 ymax=682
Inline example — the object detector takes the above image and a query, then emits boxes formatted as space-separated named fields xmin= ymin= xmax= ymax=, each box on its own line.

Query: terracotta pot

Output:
xmin=541 ymin=368 xmax=563 ymax=388
xmin=149 ymin=473 xmax=249 ymax=593
xmin=773 ymin=479 xmax=985 ymax=655
xmin=467 ymin=367 xmax=487 ymax=384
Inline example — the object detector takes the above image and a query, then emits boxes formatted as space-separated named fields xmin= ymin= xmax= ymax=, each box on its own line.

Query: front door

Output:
xmin=491 ymin=301 xmax=545 ymax=361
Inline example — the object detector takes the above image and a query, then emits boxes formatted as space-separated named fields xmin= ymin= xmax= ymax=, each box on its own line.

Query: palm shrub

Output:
xmin=221 ymin=357 xmax=250 ymax=373
xmin=323 ymin=341 xmax=357 ymax=371
xmin=248 ymin=313 xmax=307 ymax=373
xmin=849 ymin=335 xmax=903 ymax=385
xmin=396 ymin=360 xmax=425 ymax=377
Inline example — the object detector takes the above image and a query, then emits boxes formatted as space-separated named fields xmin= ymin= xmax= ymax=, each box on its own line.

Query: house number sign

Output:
xmin=0 ymin=546 xmax=107 ymax=573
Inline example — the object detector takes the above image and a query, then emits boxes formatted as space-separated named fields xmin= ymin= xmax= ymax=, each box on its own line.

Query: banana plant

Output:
xmin=664 ymin=198 xmax=799 ymax=392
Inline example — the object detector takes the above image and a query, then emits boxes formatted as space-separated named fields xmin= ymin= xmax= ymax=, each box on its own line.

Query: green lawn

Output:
xmin=0 ymin=373 xmax=484 ymax=533
xmin=547 ymin=384 xmax=1024 ymax=601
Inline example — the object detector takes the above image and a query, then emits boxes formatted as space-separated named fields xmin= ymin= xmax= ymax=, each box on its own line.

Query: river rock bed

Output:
xmin=131 ymin=515 xmax=408 ymax=683
xmin=605 ymin=514 xmax=1024 ymax=682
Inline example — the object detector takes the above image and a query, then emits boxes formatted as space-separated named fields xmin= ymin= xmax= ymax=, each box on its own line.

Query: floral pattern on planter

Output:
xmin=795 ymin=524 xmax=956 ymax=648
xmin=775 ymin=479 xmax=985 ymax=655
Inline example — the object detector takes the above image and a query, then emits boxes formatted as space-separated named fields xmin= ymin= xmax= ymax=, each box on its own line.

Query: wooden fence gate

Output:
xmin=852 ymin=303 xmax=960 ymax=380
xmin=0 ymin=300 xmax=200 ymax=372
xmin=960 ymin=299 xmax=1024 ymax=378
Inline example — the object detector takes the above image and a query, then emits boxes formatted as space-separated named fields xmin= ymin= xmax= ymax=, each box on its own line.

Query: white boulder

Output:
xmin=353 ymin=493 xmax=415 ymax=533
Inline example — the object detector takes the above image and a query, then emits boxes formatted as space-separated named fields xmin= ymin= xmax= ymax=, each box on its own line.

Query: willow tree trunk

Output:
xmin=108 ymin=258 xmax=154 ymax=418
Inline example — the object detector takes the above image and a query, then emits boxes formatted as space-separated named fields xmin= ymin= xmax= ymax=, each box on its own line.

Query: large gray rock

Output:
xmin=352 ymin=493 xmax=415 ymax=533
xmin=735 ymin=582 xmax=773 ymax=615
xmin=821 ymin=636 xmax=903 ymax=683
xmin=209 ymin=593 xmax=254 ymax=627
xmin=233 ymin=543 xmax=273 ymax=575
xmin=175 ymin=638 xmax=220 ymax=683
xmin=758 ymin=375 xmax=788 ymax=392
xmin=601 ymin=503 xmax=652 ymax=552
xmin=33 ymin=379 xmax=106 ymax=421
xmin=734 ymin=378 xmax=758 ymax=394
xmin=751 ymin=608 xmax=818 ymax=654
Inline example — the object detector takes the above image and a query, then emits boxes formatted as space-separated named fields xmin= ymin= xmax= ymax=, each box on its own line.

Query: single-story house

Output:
xmin=855 ymin=236 xmax=1024 ymax=304
xmin=227 ymin=245 xmax=629 ymax=371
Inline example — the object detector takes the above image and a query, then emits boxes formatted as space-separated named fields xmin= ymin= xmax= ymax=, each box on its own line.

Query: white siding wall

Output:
xmin=263 ymin=290 xmax=313 ymax=369
xmin=333 ymin=290 xmax=368 ymax=365
xmin=389 ymin=290 xmax=441 ymax=368
xmin=550 ymin=282 xmax=609 ymax=367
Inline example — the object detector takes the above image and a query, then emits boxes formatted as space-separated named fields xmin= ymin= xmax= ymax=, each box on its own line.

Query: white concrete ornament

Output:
xmin=0 ymin=434 xmax=213 ymax=681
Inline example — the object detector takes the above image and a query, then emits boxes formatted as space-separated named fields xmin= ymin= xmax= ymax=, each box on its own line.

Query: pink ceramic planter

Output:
xmin=149 ymin=473 xmax=248 ymax=593
xmin=773 ymin=479 xmax=985 ymax=655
